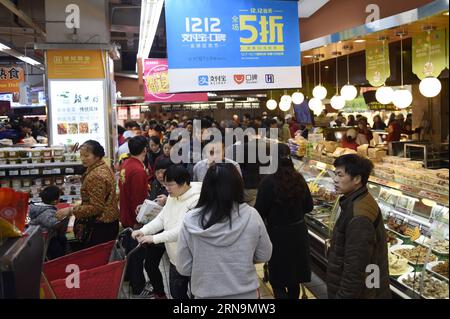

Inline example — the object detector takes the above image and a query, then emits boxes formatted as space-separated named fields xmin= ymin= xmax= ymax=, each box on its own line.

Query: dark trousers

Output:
xmin=169 ymin=263 xmax=189 ymax=299
xmin=84 ymin=220 xmax=119 ymax=249
xmin=47 ymin=234 xmax=67 ymax=260
xmin=272 ymin=284 xmax=300 ymax=299
xmin=123 ymin=232 xmax=146 ymax=295
xmin=144 ymin=244 xmax=166 ymax=295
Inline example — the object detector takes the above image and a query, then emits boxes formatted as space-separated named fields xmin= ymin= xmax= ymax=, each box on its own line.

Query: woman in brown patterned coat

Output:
xmin=56 ymin=140 xmax=119 ymax=248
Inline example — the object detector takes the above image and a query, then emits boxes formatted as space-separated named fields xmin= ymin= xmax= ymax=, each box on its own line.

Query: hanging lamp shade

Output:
xmin=340 ymin=84 xmax=358 ymax=101
xmin=291 ymin=92 xmax=305 ymax=104
xmin=312 ymin=85 xmax=327 ymax=100
xmin=279 ymin=100 xmax=291 ymax=111
xmin=376 ymin=86 xmax=394 ymax=104
xmin=419 ymin=76 xmax=442 ymax=98
xmin=266 ymin=99 xmax=277 ymax=110
xmin=330 ymin=95 xmax=346 ymax=110
xmin=308 ymin=97 xmax=322 ymax=111
xmin=392 ymin=88 xmax=412 ymax=109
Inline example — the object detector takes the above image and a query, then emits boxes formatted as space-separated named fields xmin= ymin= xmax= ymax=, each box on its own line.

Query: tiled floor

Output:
xmin=120 ymin=254 xmax=318 ymax=299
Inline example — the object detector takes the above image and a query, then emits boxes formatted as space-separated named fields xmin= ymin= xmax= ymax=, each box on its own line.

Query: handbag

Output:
xmin=73 ymin=217 xmax=96 ymax=243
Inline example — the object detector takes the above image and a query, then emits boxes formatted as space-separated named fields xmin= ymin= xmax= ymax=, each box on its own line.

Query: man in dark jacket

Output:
xmin=327 ymin=154 xmax=391 ymax=299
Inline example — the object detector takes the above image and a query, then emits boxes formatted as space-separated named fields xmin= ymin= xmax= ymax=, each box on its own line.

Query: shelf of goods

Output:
xmin=0 ymin=147 xmax=83 ymax=204
xmin=296 ymin=157 xmax=449 ymax=299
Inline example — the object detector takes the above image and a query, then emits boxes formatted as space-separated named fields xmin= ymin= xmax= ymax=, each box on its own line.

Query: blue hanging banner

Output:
xmin=165 ymin=0 xmax=301 ymax=92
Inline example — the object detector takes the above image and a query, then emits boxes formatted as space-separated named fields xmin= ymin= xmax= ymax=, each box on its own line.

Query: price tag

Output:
xmin=43 ymin=169 xmax=52 ymax=175
xmin=52 ymin=168 xmax=61 ymax=174
xmin=65 ymin=168 xmax=75 ymax=174
xmin=9 ymin=170 xmax=19 ymax=176
xmin=20 ymin=169 xmax=30 ymax=176
xmin=0 ymin=171 xmax=5 ymax=177
xmin=30 ymin=169 xmax=39 ymax=175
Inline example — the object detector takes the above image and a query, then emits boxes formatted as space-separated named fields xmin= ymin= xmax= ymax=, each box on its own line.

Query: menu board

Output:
xmin=49 ymin=80 xmax=106 ymax=148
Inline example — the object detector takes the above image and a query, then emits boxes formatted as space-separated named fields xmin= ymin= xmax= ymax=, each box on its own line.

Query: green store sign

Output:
xmin=366 ymin=42 xmax=390 ymax=87
xmin=412 ymin=29 xmax=446 ymax=80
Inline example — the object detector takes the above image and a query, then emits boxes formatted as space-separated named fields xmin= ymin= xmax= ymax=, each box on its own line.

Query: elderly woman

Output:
xmin=56 ymin=140 xmax=119 ymax=248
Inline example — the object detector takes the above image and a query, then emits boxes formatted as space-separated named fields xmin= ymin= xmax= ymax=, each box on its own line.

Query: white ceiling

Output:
xmin=298 ymin=0 xmax=329 ymax=18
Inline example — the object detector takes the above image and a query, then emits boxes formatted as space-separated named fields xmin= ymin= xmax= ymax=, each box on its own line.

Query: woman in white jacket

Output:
xmin=176 ymin=163 xmax=272 ymax=299
xmin=132 ymin=165 xmax=200 ymax=299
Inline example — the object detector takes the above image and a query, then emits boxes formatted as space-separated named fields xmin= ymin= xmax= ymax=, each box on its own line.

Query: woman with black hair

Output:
xmin=132 ymin=165 xmax=201 ymax=299
xmin=254 ymin=144 xmax=313 ymax=299
xmin=176 ymin=163 xmax=272 ymax=299
xmin=56 ymin=140 xmax=119 ymax=248
xmin=145 ymin=135 xmax=163 ymax=181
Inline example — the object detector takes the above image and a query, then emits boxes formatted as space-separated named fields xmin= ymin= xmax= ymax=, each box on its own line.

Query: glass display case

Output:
xmin=294 ymin=157 xmax=449 ymax=299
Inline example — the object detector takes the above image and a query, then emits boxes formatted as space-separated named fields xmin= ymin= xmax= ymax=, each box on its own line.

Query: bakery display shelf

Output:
xmin=0 ymin=162 xmax=83 ymax=170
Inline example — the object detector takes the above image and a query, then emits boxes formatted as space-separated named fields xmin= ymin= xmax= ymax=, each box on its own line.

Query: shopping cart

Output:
xmin=40 ymin=228 xmax=140 ymax=299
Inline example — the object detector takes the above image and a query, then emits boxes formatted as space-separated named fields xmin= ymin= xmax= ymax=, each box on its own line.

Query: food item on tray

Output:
xmin=430 ymin=240 xmax=449 ymax=254
xmin=388 ymin=252 xmax=410 ymax=276
xmin=79 ymin=122 xmax=89 ymax=134
xmin=386 ymin=231 xmax=399 ymax=245
xmin=332 ymin=147 xmax=346 ymax=158
xmin=57 ymin=123 xmax=68 ymax=135
xmin=431 ymin=260 xmax=449 ymax=279
xmin=386 ymin=217 xmax=408 ymax=235
xmin=68 ymin=123 xmax=79 ymax=135
xmin=394 ymin=246 xmax=437 ymax=264
xmin=401 ymin=273 xmax=448 ymax=299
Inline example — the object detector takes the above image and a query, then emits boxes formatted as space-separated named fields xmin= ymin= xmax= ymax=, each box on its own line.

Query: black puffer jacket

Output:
xmin=326 ymin=186 xmax=391 ymax=299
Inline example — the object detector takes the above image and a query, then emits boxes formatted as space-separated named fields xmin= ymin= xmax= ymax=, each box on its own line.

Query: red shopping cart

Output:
xmin=40 ymin=228 xmax=140 ymax=299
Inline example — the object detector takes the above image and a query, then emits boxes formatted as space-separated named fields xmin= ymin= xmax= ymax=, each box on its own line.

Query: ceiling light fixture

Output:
xmin=340 ymin=45 xmax=357 ymax=101
xmin=419 ymin=26 xmax=442 ymax=98
xmin=330 ymin=49 xmax=345 ymax=110
xmin=392 ymin=31 xmax=413 ymax=109
xmin=266 ymin=90 xmax=277 ymax=110
xmin=312 ymin=52 xmax=327 ymax=100
xmin=376 ymin=36 xmax=394 ymax=104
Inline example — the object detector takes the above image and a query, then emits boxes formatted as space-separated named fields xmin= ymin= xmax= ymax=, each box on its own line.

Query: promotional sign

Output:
xmin=165 ymin=0 xmax=301 ymax=92
xmin=143 ymin=59 xmax=208 ymax=102
xmin=412 ymin=29 xmax=446 ymax=80
xmin=0 ymin=66 xmax=24 ymax=93
xmin=130 ymin=105 xmax=141 ymax=119
xmin=366 ymin=42 xmax=390 ymax=87
xmin=49 ymin=80 xmax=106 ymax=148
xmin=47 ymin=50 xmax=105 ymax=79
xmin=117 ymin=106 xmax=128 ymax=120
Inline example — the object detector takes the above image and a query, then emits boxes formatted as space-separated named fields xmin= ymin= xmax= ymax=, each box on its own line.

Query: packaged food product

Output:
xmin=55 ymin=176 xmax=65 ymax=185
xmin=0 ymin=149 xmax=7 ymax=158
xmin=34 ymin=178 xmax=43 ymax=186
xmin=53 ymin=156 xmax=64 ymax=163
xmin=43 ymin=157 xmax=53 ymax=164
xmin=11 ymin=179 xmax=21 ymax=188
xmin=19 ymin=158 xmax=30 ymax=164
xmin=43 ymin=178 xmax=53 ymax=186
xmin=0 ymin=159 xmax=7 ymax=165
xmin=357 ymin=145 xmax=369 ymax=157
xmin=30 ymin=149 xmax=42 ymax=157
xmin=63 ymin=153 xmax=75 ymax=162
xmin=8 ymin=158 xmax=21 ymax=164
xmin=7 ymin=150 xmax=18 ymax=158
xmin=42 ymin=149 xmax=52 ymax=157
xmin=31 ymin=157 xmax=41 ymax=164
xmin=53 ymin=148 xmax=65 ymax=157
xmin=22 ymin=179 xmax=32 ymax=187
xmin=404 ymin=161 xmax=423 ymax=169
xmin=0 ymin=179 xmax=10 ymax=188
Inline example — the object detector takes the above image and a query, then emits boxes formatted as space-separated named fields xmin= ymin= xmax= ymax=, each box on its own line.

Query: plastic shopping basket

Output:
xmin=40 ymin=228 xmax=140 ymax=299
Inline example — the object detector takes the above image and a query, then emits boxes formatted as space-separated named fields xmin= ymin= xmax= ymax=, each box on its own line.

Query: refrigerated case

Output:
xmin=294 ymin=157 xmax=449 ymax=299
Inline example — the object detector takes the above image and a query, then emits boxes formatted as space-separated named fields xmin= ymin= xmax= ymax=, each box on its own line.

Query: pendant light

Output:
xmin=291 ymin=91 xmax=305 ymax=104
xmin=419 ymin=26 xmax=442 ymax=98
xmin=340 ymin=45 xmax=357 ymax=101
xmin=376 ymin=36 xmax=394 ymax=104
xmin=392 ymin=31 xmax=412 ymax=109
xmin=280 ymin=90 xmax=292 ymax=111
xmin=312 ymin=52 xmax=327 ymax=100
xmin=330 ymin=49 xmax=345 ymax=110
xmin=266 ymin=90 xmax=277 ymax=110
xmin=309 ymin=56 xmax=322 ymax=111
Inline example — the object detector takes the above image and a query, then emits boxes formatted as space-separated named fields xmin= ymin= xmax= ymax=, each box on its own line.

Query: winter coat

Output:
xmin=255 ymin=174 xmax=313 ymax=286
xmin=177 ymin=203 xmax=272 ymax=299
xmin=28 ymin=203 xmax=59 ymax=231
xmin=326 ymin=186 xmax=391 ymax=299
xmin=141 ymin=183 xmax=201 ymax=266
